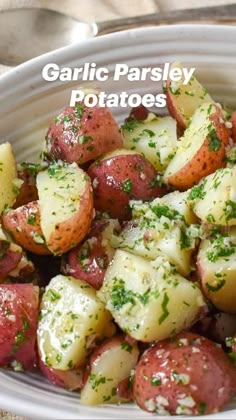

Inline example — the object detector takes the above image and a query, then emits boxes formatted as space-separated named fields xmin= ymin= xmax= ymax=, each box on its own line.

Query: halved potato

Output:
xmin=36 ymin=162 xmax=93 ymax=255
xmin=80 ymin=335 xmax=139 ymax=405
xmin=197 ymin=228 xmax=236 ymax=313
xmin=190 ymin=167 xmax=236 ymax=225
xmin=165 ymin=62 xmax=213 ymax=128
xmin=164 ymin=102 xmax=229 ymax=190
xmin=2 ymin=201 xmax=50 ymax=255
xmin=98 ymin=251 xmax=205 ymax=342
xmin=121 ymin=113 xmax=177 ymax=172
xmin=0 ymin=142 xmax=19 ymax=213
xmin=37 ymin=274 xmax=114 ymax=370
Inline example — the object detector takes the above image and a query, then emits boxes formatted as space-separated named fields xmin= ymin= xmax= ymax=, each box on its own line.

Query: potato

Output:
xmin=156 ymin=190 xmax=198 ymax=225
xmin=80 ymin=335 xmax=139 ymax=405
xmin=112 ymin=222 xmax=194 ymax=277
xmin=197 ymin=229 xmax=236 ymax=313
xmin=63 ymin=219 xmax=120 ymax=290
xmin=0 ymin=283 xmax=39 ymax=370
xmin=36 ymin=162 xmax=93 ymax=255
xmin=44 ymin=104 xmax=123 ymax=165
xmin=0 ymin=142 xmax=19 ymax=213
xmin=189 ymin=167 xmax=236 ymax=225
xmin=165 ymin=62 xmax=213 ymax=129
xmin=98 ymin=251 xmax=205 ymax=342
xmin=230 ymin=111 xmax=236 ymax=142
xmin=121 ymin=113 xmax=177 ymax=172
xmin=8 ymin=253 xmax=34 ymax=280
xmin=0 ymin=225 xmax=22 ymax=281
xmin=39 ymin=359 xmax=84 ymax=391
xmin=13 ymin=162 xmax=43 ymax=208
xmin=2 ymin=201 xmax=50 ymax=255
xmin=133 ymin=332 xmax=236 ymax=415
xmin=194 ymin=312 xmax=236 ymax=344
xmin=112 ymin=196 xmax=197 ymax=276
xmin=87 ymin=149 xmax=165 ymax=220
xmin=164 ymin=102 xmax=229 ymax=190
xmin=37 ymin=274 xmax=114 ymax=370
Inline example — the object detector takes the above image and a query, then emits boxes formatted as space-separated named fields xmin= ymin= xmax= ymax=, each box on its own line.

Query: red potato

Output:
xmin=44 ymin=104 xmax=123 ymax=165
xmin=129 ymin=105 xmax=149 ymax=121
xmin=62 ymin=219 xmax=120 ymax=290
xmin=80 ymin=335 xmax=139 ymax=405
xmin=36 ymin=163 xmax=94 ymax=256
xmin=165 ymin=62 xmax=213 ymax=129
xmin=133 ymin=331 xmax=236 ymax=415
xmin=0 ymin=283 xmax=39 ymax=370
xmin=87 ymin=149 xmax=166 ymax=220
xmin=164 ymin=102 xmax=230 ymax=190
xmin=230 ymin=111 xmax=236 ymax=142
xmin=39 ymin=359 xmax=84 ymax=391
xmin=2 ymin=201 xmax=50 ymax=255
xmin=13 ymin=163 xmax=41 ymax=209
xmin=0 ymin=240 xmax=22 ymax=281
xmin=8 ymin=253 xmax=35 ymax=281
xmin=193 ymin=312 xmax=236 ymax=344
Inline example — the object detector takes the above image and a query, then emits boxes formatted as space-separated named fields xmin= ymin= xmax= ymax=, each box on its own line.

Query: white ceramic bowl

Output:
xmin=0 ymin=24 xmax=236 ymax=419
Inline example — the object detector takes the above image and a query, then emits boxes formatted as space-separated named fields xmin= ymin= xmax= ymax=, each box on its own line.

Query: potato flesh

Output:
xmin=80 ymin=340 xmax=139 ymax=405
xmin=167 ymin=62 xmax=213 ymax=125
xmin=191 ymin=167 xmax=236 ymax=225
xmin=98 ymin=250 xmax=204 ymax=342
xmin=198 ymin=231 xmax=236 ymax=313
xmin=36 ymin=163 xmax=88 ymax=243
xmin=122 ymin=114 xmax=177 ymax=171
xmin=37 ymin=275 xmax=112 ymax=370
xmin=112 ymin=196 xmax=196 ymax=276
xmin=164 ymin=102 xmax=219 ymax=179
xmin=0 ymin=142 xmax=18 ymax=213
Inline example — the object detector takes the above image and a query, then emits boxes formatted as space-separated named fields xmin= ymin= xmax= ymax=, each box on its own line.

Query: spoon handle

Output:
xmin=95 ymin=3 xmax=236 ymax=35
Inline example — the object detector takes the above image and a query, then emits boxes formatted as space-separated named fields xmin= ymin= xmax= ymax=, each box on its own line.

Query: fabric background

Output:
xmin=0 ymin=0 xmax=235 ymax=418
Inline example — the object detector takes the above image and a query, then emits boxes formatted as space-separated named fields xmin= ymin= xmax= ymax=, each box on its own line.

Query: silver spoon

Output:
xmin=0 ymin=3 xmax=236 ymax=66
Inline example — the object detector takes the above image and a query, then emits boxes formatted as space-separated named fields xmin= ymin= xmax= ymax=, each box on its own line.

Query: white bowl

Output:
xmin=0 ymin=24 xmax=236 ymax=419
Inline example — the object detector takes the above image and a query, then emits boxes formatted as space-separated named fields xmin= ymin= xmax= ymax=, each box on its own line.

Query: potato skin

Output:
xmin=0 ymin=284 xmax=39 ymax=370
xmin=39 ymin=359 xmax=84 ymax=391
xmin=13 ymin=163 xmax=41 ymax=209
xmin=88 ymin=152 xmax=165 ymax=220
xmin=0 ymin=241 xmax=22 ymax=281
xmin=166 ymin=109 xmax=229 ymax=190
xmin=133 ymin=332 xmax=236 ymax=415
xmin=63 ymin=219 xmax=118 ymax=290
xmin=45 ymin=104 xmax=123 ymax=165
xmin=230 ymin=111 xmax=236 ymax=142
xmin=2 ymin=201 xmax=50 ymax=255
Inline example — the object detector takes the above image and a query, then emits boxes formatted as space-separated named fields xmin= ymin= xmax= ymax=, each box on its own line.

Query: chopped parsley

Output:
xmin=208 ymin=128 xmax=221 ymax=152
xmin=158 ymin=292 xmax=169 ymax=325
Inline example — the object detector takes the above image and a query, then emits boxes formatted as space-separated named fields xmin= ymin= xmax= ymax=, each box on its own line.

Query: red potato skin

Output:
xmin=14 ymin=167 xmax=38 ymax=209
xmin=88 ymin=154 xmax=166 ymax=220
xmin=45 ymin=104 xmax=123 ymax=165
xmin=39 ymin=359 xmax=84 ymax=391
xmin=0 ymin=241 xmax=22 ymax=281
xmin=167 ymin=109 xmax=230 ymax=190
xmin=62 ymin=220 xmax=118 ymax=290
xmin=230 ymin=111 xmax=236 ymax=142
xmin=129 ymin=105 xmax=149 ymax=121
xmin=133 ymin=332 xmax=236 ymax=415
xmin=0 ymin=284 xmax=39 ymax=370
xmin=2 ymin=201 xmax=50 ymax=255
xmin=193 ymin=312 xmax=236 ymax=344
